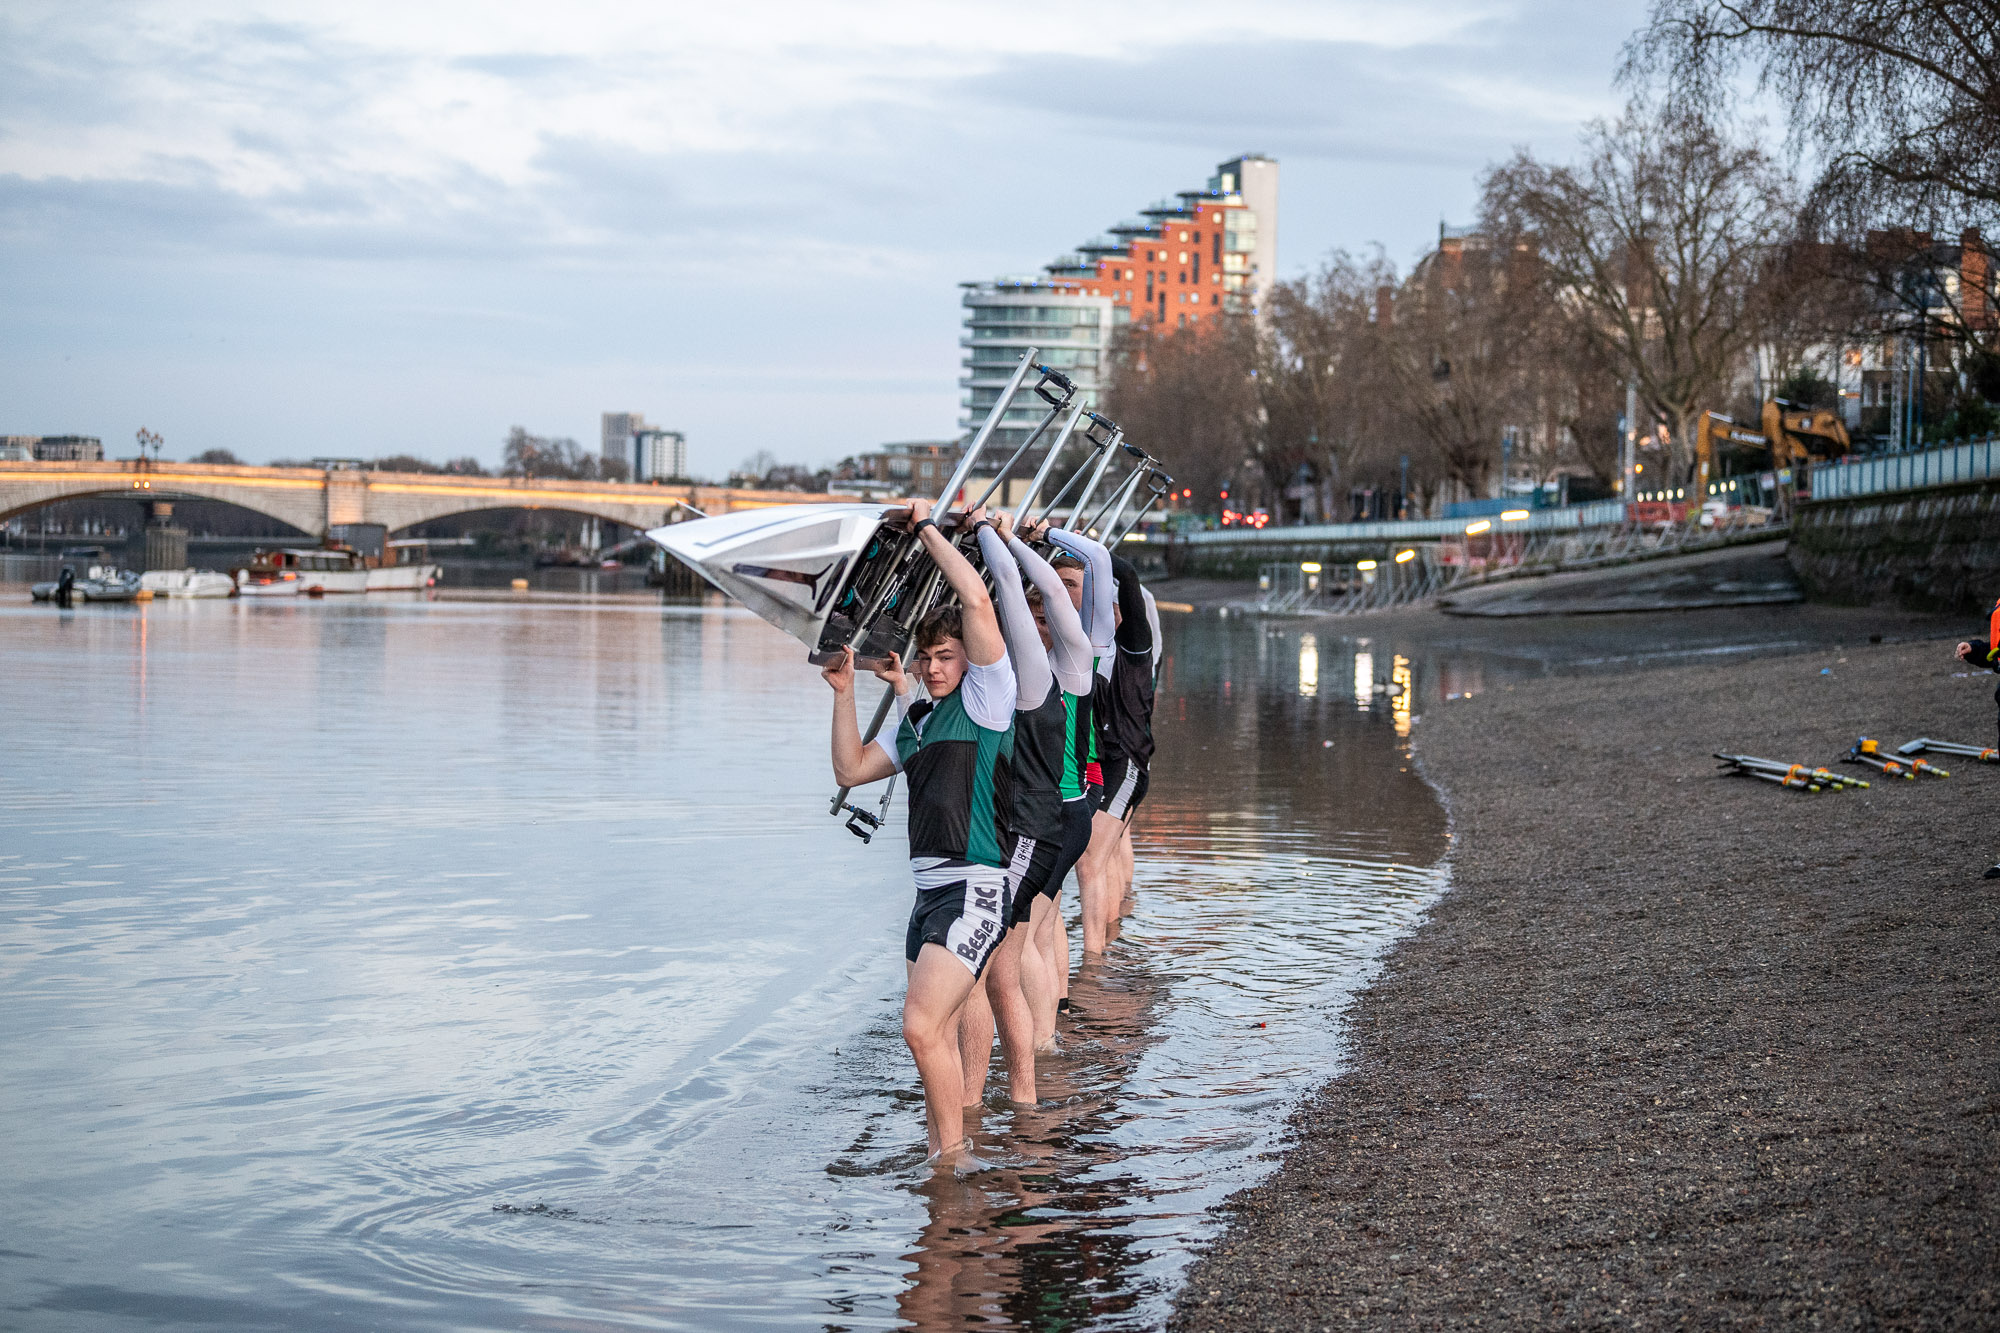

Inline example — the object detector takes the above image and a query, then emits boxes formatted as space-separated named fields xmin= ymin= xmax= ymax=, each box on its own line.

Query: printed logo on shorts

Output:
xmin=953 ymin=877 xmax=1003 ymax=963
xmin=955 ymin=918 xmax=996 ymax=962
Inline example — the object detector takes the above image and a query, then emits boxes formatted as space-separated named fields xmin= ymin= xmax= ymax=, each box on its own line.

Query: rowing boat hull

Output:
xmin=646 ymin=504 xmax=895 ymax=656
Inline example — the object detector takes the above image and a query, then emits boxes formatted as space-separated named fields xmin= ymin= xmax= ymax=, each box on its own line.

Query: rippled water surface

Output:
xmin=2 ymin=591 xmax=1457 ymax=1330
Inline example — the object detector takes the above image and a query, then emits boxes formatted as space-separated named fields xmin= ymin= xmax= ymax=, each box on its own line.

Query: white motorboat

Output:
xmin=235 ymin=566 xmax=301 ymax=596
xmin=140 ymin=568 xmax=238 ymax=598
xmin=648 ymin=503 xmax=904 ymax=662
xmin=236 ymin=547 xmax=368 ymax=594
xmin=365 ymin=539 xmax=442 ymax=591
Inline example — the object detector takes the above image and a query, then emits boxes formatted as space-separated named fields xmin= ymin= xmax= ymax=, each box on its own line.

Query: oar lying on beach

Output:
xmin=1845 ymin=738 xmax=1919 ymax=780
xmin=1714 ymin=753 xmax=1869 ymax=792
xmin=1896 ymin=736 xmax=1997 ymax=763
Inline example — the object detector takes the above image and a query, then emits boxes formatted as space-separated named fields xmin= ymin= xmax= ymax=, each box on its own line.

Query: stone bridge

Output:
xmin=0 ymin=459 xmax=846 ymax=537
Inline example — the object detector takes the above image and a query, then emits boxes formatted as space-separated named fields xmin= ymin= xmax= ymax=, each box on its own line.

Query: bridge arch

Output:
xmin=0 ymin=464 xmax=328 ymax=534
xmin=0 ymin=460 xmax=843 ymax=543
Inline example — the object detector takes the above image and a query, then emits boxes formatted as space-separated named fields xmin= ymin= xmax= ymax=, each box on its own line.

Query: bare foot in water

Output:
xmin=926 ymin=1137 xmax=996 ymax=1175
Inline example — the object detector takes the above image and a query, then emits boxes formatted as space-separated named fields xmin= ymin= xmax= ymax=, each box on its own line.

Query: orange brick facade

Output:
xmin=1057 ymin=201 xmax=1251 ymax=330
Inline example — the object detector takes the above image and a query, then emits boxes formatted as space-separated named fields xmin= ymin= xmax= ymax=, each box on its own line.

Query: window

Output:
xmin=1178 ymin=231 xmax=1188 ymax=242
xmin=1124 ymin=269 xmax=1133 ymax=280
xmin=1178 ymin=252 xmax=1187 ymax=264
xmin=1193 ymin=253 xmax=1200 ymax=283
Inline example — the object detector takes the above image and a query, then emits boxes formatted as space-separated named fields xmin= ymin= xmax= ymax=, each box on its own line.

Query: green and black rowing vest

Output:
xmin=1061 ymin=690 xmax=1091 ymax=800
xmin=897 ymin=689 xmax=1015 ymax=867
xmin=1010 ymin=689 xmax=1072 ymax=841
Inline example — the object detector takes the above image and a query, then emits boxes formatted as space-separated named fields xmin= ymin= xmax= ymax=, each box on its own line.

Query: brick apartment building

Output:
xmin=961 ymin=155 xmax=1278 ymax=446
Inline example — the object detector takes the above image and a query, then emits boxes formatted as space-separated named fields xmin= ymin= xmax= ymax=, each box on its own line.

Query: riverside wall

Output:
xmin=1788 ymin=478 xmax=2000 ymax=615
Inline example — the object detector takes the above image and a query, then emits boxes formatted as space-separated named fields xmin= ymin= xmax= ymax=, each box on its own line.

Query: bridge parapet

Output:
xmin=0 ymin=459 xmax=848 ymax=537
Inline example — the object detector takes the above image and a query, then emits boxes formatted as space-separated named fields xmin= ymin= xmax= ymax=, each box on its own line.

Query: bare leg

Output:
xmin=904 ymin=945 xmax=980 ymax=1160
xmin=984 ymin=926 xmax=1038 ymax=1104
xmin=956 ymin=969 xmax=995 ymax=1108
xmin=1078 ymin=811 xmax=1122 ymax=954
xmin=1022 ymin=895 xmax=1059 ymax=1048
xmin=1118 ymin=822 xmax=1135 ymax=903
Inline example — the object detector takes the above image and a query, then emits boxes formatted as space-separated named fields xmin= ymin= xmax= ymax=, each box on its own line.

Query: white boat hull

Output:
xmin=294 ymin=569 xmax=368 ymax=594
xmin=365 ymin=563 xmax=441 ymax=591
xmin=140 ymin=569 xmax=237 ymax=598
xmin=237 ymin=573 xmax=301 ymax=597
xmin=648 ymin=504 xmax=895 ymax=659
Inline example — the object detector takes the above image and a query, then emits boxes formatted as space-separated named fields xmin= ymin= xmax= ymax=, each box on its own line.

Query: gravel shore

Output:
xmin=1172 ymin=621 xmax=1999 ymax=1328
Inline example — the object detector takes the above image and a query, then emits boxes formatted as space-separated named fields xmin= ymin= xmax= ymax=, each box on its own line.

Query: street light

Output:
xmin=1465 ymin=519 xmax=1492 ymax=535
xmin=1394 ymin=549 xmax=1416 ymax=564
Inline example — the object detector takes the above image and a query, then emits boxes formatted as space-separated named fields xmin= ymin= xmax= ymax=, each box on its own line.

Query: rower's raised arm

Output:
xmin=977 ymin=523 xmax=1051 ymax=709
xmin=1008 ymin=531 xmax=1092 ymax=697
xmin=909 ymin=500 xmax=1005 ymax=668
xmin=1046 ymin=526 xmax=1114 ymax=655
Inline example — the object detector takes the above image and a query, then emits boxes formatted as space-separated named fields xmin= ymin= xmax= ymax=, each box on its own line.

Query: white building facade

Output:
xmin=958 ymin=281 xmax=1113 ymax=452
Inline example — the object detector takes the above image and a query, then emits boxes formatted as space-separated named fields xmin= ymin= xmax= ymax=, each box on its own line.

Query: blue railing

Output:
xmin=1810 ymin=437 xmax=2000 ymax=500
xmin=1180 ymin=499 xmax=1628 ymax=545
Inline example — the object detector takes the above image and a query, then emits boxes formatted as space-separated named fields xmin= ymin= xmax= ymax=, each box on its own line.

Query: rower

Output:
xmin=823 ymin=499 xmax=1015 ymax=1167
xmin=1093 ymin=553 xmax=1156 ymax=946
xmin=994 ymin=513 xmax=1097 ymax=1053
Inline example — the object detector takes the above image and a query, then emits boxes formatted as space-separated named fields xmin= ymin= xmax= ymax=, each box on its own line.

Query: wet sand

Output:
xmin=1171 ymin=611 xmax=1999 ymax=1328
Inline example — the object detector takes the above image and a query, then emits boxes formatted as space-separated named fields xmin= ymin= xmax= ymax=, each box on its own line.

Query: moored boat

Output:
xmin=76 ymin=567 xmax=143 ymax=601
xmin=235 ymin=547 xmax=368 ymax=594
xmin=364 ymin=539 xmax=443 ymax=591
xmin=140 ymin=568 xmax=238 ymax=598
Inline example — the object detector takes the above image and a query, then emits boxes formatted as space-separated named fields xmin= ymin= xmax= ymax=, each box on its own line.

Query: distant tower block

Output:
xmin=602 ymin=411 xmax=647 ymax=475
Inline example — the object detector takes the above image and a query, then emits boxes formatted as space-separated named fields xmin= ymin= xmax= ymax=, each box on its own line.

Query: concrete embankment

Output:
xmin=1172 ymin=621 xmax=1998 ymax=1329
xmin=1790 ymin=480 xmax=2000 ymax=615
xmin=1436 ymin=541 xmax=1801 ymax=617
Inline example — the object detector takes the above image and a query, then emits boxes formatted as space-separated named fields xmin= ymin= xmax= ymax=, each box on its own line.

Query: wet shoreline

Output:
xmin=1171 ymin=608 xmax=1999 ymax=1328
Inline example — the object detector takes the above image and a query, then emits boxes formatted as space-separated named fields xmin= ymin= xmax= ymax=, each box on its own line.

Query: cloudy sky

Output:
xmin=1 ymin=0 xmax=1649 ymax=476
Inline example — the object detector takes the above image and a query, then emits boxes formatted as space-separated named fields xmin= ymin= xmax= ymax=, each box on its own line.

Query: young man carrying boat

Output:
xmin=823 ymin=499 xmax=1016 ymax=1165
xmin=987 ymin=512 xmax=1099 ymax=1055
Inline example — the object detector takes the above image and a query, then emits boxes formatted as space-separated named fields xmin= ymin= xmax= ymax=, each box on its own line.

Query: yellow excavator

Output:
xmin=1694 ymin=399 xmax=1853 ymax=500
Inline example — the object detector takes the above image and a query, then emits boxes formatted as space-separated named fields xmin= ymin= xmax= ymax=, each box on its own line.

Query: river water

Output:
xmin=1 ymin=589 xmax=1458 ymax=1331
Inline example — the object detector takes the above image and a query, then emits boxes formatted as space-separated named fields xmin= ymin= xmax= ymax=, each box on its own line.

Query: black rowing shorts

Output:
xmin=1045 ymin=795 xmax=1095 ymax=900
xmin=1100 ymin=754 xmax=1149 ymax=821
xmin=905 ymin=864 xmax=1008 ymax=977
xmin=1003 ymin=835 xmax=1060 ymax=927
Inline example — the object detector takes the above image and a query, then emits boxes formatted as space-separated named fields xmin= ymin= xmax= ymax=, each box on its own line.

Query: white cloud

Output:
xmin=0 ymin=0 xmax=1647 ymax=469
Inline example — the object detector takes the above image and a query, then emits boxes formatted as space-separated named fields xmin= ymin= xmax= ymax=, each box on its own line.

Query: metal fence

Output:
xmin=1187 ymin=498 xmax=1628 ymax=547
xmin=1809 ymin=437 xmax=2000 ymax=501
xmin=1252 ymin=509 xmax=1783 ymax=617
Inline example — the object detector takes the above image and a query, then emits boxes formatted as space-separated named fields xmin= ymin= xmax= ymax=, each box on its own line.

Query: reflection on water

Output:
xmin=1 ymin=593 xmax=1451 ymax=1330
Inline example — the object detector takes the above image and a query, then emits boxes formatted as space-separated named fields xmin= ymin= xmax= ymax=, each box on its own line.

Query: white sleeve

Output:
xmin=959 ymin=657 xmax=1017 ymax=731
xmin=869 ymin=685 xmax=913 ymax=771
xmin=1048 ymin=527 xmax=1115 ymax=654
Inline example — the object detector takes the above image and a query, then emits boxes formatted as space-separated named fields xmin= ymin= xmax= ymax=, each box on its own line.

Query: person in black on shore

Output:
xmin=1958 ymin=595 xmax=2000 ymax=878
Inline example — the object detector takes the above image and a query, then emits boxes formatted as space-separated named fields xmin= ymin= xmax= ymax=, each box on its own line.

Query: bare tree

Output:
xmin=502 ymin=427 xmax=616 ymax=480
xmin=1253 ymin=252 xmax=1404 ymax=520
xmin=1378 ymin=232 xmax=1545 ymax=502
xmin=1633 ymin=0 xmax=2000 ymax=227
xmin=1485 ymin=106 xmax=1799 ymax=482
xmin=1103 ymin=318 xmax=1259 ymax=516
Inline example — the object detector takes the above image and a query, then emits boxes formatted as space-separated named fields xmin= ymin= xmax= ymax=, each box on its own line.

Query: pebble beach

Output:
xmin=1172 ymin=618 xmax=1998 ymax=1328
